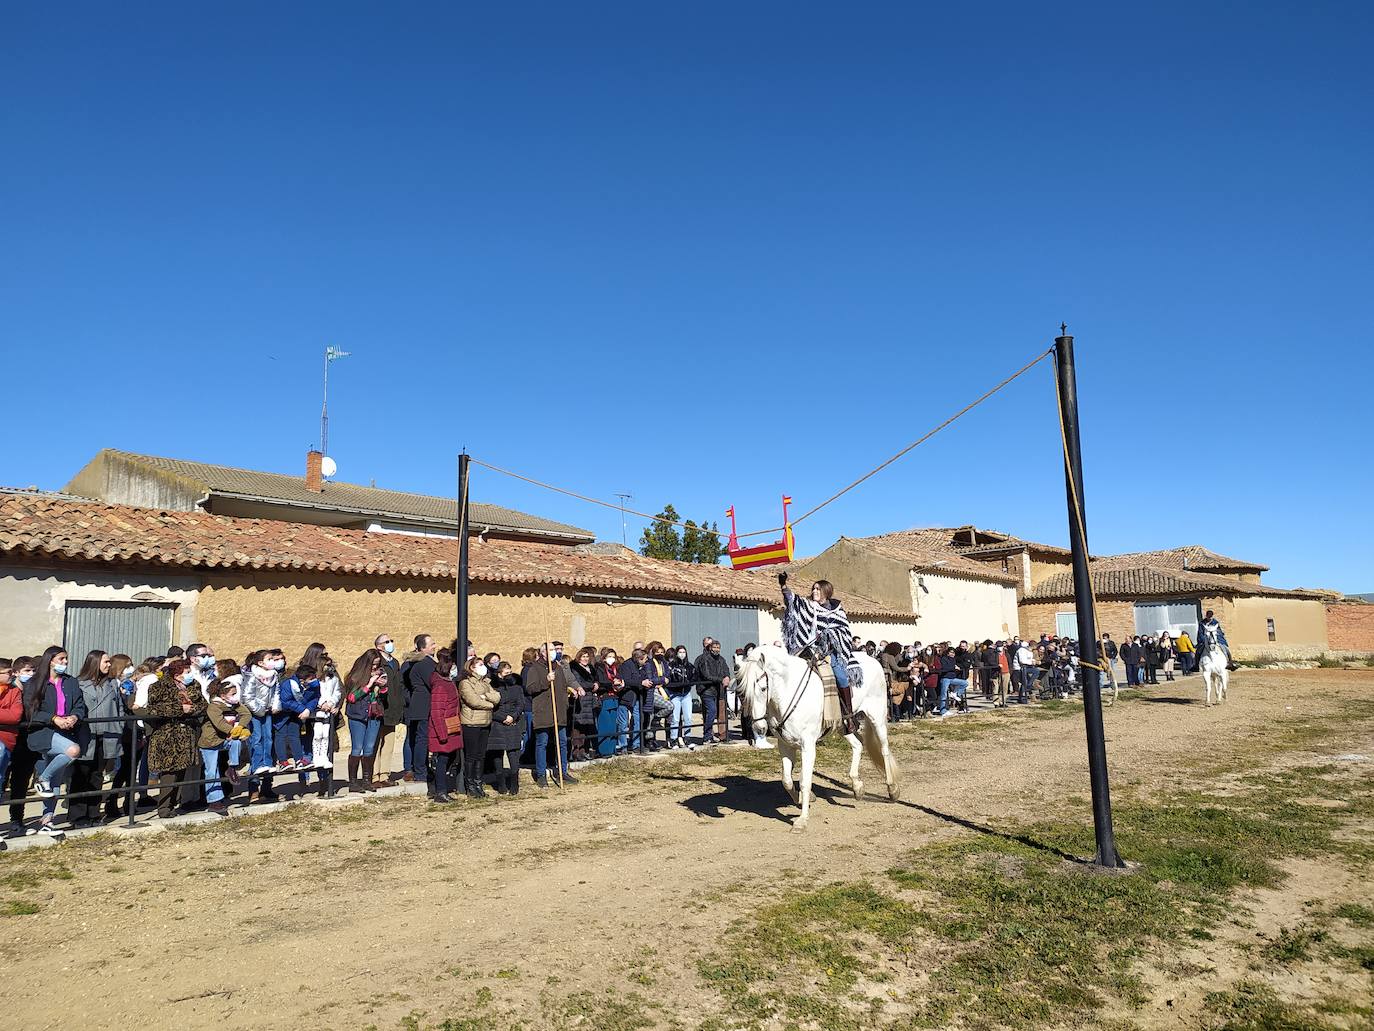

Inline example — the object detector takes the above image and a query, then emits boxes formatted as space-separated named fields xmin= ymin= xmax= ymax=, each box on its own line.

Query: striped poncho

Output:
xmin=782 ymin=587 xmax=855 ymax=665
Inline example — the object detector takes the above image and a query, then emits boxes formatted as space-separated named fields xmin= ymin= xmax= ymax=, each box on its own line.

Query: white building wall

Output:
xmin=909 ymin=573 xmax=1019 ymax=642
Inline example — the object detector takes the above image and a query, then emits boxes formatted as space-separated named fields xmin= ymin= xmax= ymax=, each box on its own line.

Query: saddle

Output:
xmin=800 ymin=653 xmax=863 ymax=735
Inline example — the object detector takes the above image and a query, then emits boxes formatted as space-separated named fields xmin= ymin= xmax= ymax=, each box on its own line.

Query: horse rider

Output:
xmin=1199 ymin=610 xmax=1238 ymax=670
xmin=779 ymin=572 xmax=858 ymax=732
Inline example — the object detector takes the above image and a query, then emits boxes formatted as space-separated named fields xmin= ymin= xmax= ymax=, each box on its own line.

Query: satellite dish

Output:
xmin=320 ymin=456 xmax=338 ymax=478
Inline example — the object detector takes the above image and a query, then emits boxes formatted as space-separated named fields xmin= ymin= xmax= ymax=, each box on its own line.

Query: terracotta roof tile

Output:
xmin=1091 ymin=545 xmax=1268 ymax=574
xmin=0 ymin=495 xmax=776 ymax=606
xmin=1025 ymin=564 xmax=1310 ymax=601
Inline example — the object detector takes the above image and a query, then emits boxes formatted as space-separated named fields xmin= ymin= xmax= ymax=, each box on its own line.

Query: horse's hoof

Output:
xmin=792 ymin=817 xmax=809 ymax=832
xmin=851 ymin=779 xmax=864 ymax=801
xmin=887 ymin=783 xmax=900 ymax=801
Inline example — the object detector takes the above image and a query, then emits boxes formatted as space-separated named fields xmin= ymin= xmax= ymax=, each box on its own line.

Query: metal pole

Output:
xmin=457 ymin=452 xmax=471 ymax=661
xmin=321 ymin=347 xmax=330 ymax=457
xmin=1054 ymin=328 xmax=1123 ymax=868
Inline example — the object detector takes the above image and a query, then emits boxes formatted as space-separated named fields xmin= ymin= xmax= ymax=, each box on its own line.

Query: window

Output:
xmin=1266 ymin=618 xmax=1276 ymax=642
xmin=1001 ymin=557 xmax=1009 ymax=572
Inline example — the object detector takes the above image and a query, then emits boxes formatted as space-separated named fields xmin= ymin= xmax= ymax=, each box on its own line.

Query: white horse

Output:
xmin=1197 ymin=625 xmax=1230 ymax=705
xmin=736 ymin=644 xmax=900 ymax=831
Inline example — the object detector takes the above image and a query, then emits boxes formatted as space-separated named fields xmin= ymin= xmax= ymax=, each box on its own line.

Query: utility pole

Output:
xmin=614 ymin=493 xmax=632 ymax=547
xmin=321 ymin=345 xmax=351 ymax=457
xmin=1054 ymin=325 xmax=1124 ymax=868
xmin=457 ymin=452 xmax=471 ymax=662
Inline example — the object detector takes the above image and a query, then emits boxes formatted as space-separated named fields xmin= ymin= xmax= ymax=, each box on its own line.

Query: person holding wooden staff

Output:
xmin=522 ymin=641 xmax=577 ymax=789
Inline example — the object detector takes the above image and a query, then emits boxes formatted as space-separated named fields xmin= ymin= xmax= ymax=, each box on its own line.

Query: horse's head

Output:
xmin=735 ymin=645 xmax=776 ymax=738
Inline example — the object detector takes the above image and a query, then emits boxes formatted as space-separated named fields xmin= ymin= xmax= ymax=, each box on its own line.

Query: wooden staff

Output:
xmin=546 ymin=640 xmax=565 ymax=789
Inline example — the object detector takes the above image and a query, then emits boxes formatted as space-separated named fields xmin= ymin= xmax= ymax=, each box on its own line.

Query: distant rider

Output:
xmin=1198 ymin=610 xmax=1237 ymax=671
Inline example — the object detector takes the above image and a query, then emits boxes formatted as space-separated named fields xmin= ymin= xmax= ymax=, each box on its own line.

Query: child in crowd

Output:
xmin=311 ymin=665 xmax=341 ymax=772
xmin=240 ymin=650 xmax=281 ymax=802
xmin=199 ymin=679 xmax=250 ymax=815
xmin=275 ymin=662 xmax=315 ymax=772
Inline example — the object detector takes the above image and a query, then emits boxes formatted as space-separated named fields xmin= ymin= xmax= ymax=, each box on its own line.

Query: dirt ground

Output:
xmin=2 ymin=670 xmax=1371 ymax=1031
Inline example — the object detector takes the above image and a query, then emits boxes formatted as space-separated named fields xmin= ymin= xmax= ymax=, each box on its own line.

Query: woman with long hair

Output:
xmin=342 ymin=649 xmax=388 ymax=793
xmin=72 ymin=650 xmax=127 ymax=824
xmin=426 ymin=649 xmax=463 ymax=803
xmin=486 ymin=657 xmax=524 ymax=794
xmin=25 ymin=645 xmax=87 ymax=837
xmin=458 ymin=655 xmax=500 ymax=799
xmin=140 ymin=658 xmax=206 ymax=818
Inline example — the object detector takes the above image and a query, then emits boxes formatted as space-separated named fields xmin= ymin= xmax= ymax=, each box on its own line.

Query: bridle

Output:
xmin=744 ymin=653 xmax=817 ymax=738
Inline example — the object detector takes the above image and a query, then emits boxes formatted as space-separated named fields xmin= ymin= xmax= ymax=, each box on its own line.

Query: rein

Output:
xmin=751 ymin=660 xmax=815 ymax=738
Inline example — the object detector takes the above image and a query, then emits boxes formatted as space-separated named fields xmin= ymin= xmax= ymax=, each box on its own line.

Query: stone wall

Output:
xmin=195 ymin=571 xmax=673 ymax=663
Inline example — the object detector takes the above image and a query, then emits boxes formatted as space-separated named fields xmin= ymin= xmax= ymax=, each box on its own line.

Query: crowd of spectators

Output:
xmin=0 ymin=631 xmax=741 ymax=839
xmin=0 ymin=624 xmax=1182 ymax=840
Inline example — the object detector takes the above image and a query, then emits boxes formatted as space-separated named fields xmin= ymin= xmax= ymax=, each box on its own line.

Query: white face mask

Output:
xmin=383 ymin=641 xmax=395 ymax=654
xmin=473 ymin=663 xmax=488 ymax=678
xmin=449 ymin=668 xmax=459 ymax=680
xmin=121 ymin=665 xmax=135 ymax=679
xmin=273 ymin=659 xmax=286 ymax=671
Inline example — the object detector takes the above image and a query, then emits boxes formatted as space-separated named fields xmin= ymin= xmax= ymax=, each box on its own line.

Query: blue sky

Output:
xmin=3 ymin=3 xmax=1370 ymax=591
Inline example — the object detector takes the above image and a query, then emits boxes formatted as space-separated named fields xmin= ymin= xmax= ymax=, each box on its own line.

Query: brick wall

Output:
xmin=195 ymin=571 xmax=674 ymax=664
xmin=1017 ymin=600 xmax=1134 ymax=642
xmin=1327 ymin=603 xmax=1374 ymax=654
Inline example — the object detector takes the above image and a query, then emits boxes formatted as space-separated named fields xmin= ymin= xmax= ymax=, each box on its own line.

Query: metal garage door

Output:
xmin=64 ymin=601 xmax=175 ymax=667
xmin=670 ymin=604 xmax=757 ymax=661
xmin=1133 ymin=600 xmax=1200 ymax=640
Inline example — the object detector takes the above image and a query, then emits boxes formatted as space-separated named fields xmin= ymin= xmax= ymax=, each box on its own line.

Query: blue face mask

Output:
xmin=17 ymin=672 xmax=33 ymax=685
xmin=182 ymin=671 xmax=196 ymax=685
xmin=383 ymin=642 xmax=395 ymax=655
xmin=53 ymin=663 xmax=68 ymax=675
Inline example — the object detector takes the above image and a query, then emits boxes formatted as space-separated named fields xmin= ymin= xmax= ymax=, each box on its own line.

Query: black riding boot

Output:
xmin=838 ymin=685 xmax=858 ymax=735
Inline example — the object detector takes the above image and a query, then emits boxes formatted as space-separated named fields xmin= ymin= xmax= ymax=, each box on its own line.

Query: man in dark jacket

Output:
xmin=401 ymin=634 xmax=437 ymax=785
xmin=694 ymin=640 xmax=733 ymax=744
xmin=1100 ymin=633 xmax=1120 ymax=690
xmin=372 ymin=632 xmax=406 ymax=785
xmin=617 ymin=646 xmax=652 ymax=755
xmin=523 ymin=643 xmax=578 ymax=785
xmin=1121 ymin=637 xmax=1142 ymax=687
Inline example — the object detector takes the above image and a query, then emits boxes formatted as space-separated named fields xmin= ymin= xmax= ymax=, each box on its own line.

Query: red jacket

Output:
xmin=427 ymin=673 xmax=462 ymax=754
xmin=0 ymin=684 xmax=21 ymax=749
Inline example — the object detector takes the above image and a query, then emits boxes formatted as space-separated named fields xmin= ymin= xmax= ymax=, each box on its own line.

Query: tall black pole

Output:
xmin=457 ymin=452 xmax=471 ymax=661
xmin=1054 ymin=329 xmax=1124 ymax=868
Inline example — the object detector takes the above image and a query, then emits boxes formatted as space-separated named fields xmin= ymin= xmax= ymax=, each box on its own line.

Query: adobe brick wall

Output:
xmin=195 ymin=571 xmax=673 ymax=663
xmin=1327 ymin=603 xmax=1374 ymax=653
xmin=1017 ymin=600 xmax=1134 ymax=642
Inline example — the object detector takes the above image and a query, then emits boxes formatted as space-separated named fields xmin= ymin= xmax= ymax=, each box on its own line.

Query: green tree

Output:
xmin=689 ymin=519 xmax=726 ymax=565
xmin=639 ymin=504 xmax=683 ymax=560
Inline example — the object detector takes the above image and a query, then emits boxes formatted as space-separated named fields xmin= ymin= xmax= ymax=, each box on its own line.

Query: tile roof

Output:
xmin=75 ymin=450 xmax=594 ymax=541
xmin=851 ymin=526 xmax=1071 ymax=560
xmin=1091 ymin=545 xmax=1268 ymax=574
xmin=838 ymin=533 xmax=1020 ymax=585
xmin=1024 ymin=564 xmax=1312 ymax=602
xmin=0 ymin=495 xmax=921 ymax=619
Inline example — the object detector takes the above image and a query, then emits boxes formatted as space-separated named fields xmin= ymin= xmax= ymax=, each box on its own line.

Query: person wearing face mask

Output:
xmin=567 ymin=648 xmax=599 ymax=762
xmin=72 ymin=650 xmax=128 ymax=825
xmin=0 ymin=658 xmax=23 ymax=818
xmin=641 ymin=642 xmax=672 ymax=752
xmin=185 ymin=643 xmax=217 ymax=701
xmin=426 ymin=649 xmax=463 ymax=803
xmin=240 ymin=649 xmax=282 ymax=803
xmin=274 ymin=661 xmax=316 ymax=781
xmin=4 ymin=657 xmax=37 ymax=836
xmin=24 ymin=646 xmax=87 ymax=837
xmin=140 ymin=658 xmax=206 ymax=819
xmin=616 ymin=646 xmax=651 ymax=756
xmin=693 ymin=639 xmax=734 ymax=745
xmin=487 ymin=659 xmax=524 ymax=794
xmin=666 ymin=645 xmax=697 ymax=751
xmin=458 ymin=656 xmax=500 ymax=799
xmin=104 ymin=655 xmax=143 ymax=818
xmin=199 ymin=679 xmax=250 ymax=815
xmin=370 ymin=633 xmax=404 ymax=787
xmin=593 ymin=647 xmax=624 ymax=758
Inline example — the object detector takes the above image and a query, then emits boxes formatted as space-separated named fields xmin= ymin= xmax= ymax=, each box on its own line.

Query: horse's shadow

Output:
xmin=678 ymin=770 xmax=1088 ymax=864
xmin=678 ymin=773 xmax=856 ymax=825
xmin=1137 ymin=695 xmax=1198 ymax=705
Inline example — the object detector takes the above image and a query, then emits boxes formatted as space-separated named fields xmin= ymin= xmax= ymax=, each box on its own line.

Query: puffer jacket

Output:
xmin=240 ymin=665 xmax=279 ymax=718
xmin=459 ymin=675 xmax=500 ymax=727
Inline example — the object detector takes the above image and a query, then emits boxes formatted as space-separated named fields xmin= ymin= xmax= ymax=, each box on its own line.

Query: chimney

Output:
xmin=305 ymin=450 xmax=324 ymax=492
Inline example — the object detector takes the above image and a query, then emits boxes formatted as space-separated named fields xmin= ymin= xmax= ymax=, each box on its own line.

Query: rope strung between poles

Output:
xmin=734 ymin=346 xmax=1056 ymax=538
xmin=468 ymin=457 xmax=732 ymax=540
xmin=472 ymin=346 xmax=1054 ymax=543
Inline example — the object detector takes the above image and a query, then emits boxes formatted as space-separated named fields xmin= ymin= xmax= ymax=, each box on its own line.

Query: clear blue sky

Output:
xmin=4 ymin=3 xmax=1370 ymax=591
